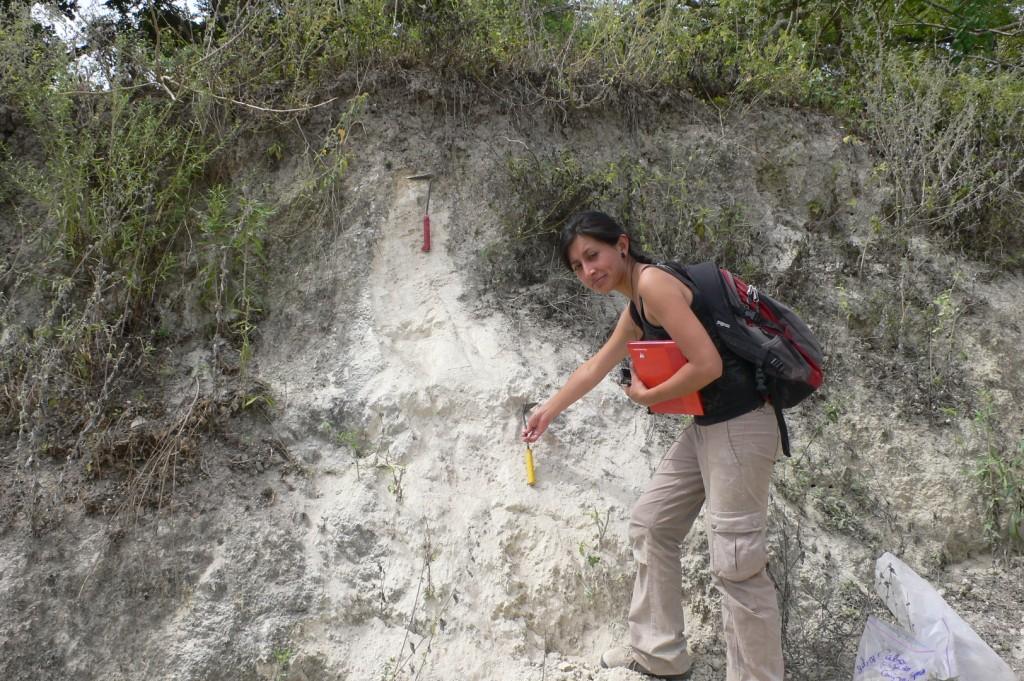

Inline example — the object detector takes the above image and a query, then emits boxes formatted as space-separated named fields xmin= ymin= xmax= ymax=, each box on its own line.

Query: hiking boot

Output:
xmin=599 ymin=645 xmax=691 ymax=680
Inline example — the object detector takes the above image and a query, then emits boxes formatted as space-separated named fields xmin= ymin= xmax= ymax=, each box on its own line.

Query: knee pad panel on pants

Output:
xmin=707 ymin=509 xmax=767 ymax=582
xmin=628 ymin=499 xmax=660 ymax=567
xmin=628 ymin=525 xmax=648 ymax=566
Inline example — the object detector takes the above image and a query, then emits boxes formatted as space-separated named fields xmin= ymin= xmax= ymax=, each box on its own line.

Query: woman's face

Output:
xmin=566 ymin=234 xmax=626 ymax=293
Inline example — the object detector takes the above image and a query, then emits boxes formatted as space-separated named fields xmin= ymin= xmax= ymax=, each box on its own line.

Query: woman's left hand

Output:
xmin=621 ymin=369 xmax=653 ymax=406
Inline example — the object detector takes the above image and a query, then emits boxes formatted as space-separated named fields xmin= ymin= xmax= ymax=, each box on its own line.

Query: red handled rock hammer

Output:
xmin=407 ymin=172 xmax=433 ymax=252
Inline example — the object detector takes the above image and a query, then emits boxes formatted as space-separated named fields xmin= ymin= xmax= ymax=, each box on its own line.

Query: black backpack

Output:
xmin=659 ymin=261 xmax=825 ymax=457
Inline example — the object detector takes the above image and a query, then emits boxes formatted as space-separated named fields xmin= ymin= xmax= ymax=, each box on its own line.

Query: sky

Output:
xmin=29 ymin=0 xmax=205 ymax=87
xmin=31 ymin=0 xmax=205 ymax=46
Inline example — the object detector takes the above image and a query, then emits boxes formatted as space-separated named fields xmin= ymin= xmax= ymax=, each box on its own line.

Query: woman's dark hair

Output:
xmin=559 ymin=211 xmax=654 ymax=270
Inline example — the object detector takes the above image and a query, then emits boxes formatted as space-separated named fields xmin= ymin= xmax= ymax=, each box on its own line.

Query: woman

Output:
xmin=521 ymin=211 xmax=783 ymax=681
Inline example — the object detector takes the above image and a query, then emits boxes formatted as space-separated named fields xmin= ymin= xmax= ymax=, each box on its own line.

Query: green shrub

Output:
xmin=858 ymin=53 xmax=1024 ymax=267
xmin=972 ymin=396 xmax=1024 ymax=555
xmin=0 ymin=5 xmax=276 ymax=482
xmin=1 ymin=0 xmax=1022 ymax=503
xmin=195 ymin=186 xmax=273 ymax=369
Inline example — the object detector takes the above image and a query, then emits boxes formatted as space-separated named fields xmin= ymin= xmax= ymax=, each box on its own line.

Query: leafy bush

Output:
xmin=859 ymin=53 xmax=1024 ymax=268
xmin=1 ymin=0 xmax=1022 ymax=507
xmin=473 ymin=149 xmax=765 ymax=332
xmin=972 ymin=396 xmax=1024 ymax=555
xmin=0 ymin=6 xmax=279 ymax=495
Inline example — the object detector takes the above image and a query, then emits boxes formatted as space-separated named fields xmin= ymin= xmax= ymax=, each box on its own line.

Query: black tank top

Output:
xmin=628 ymin=271 xmax=763 ymax=425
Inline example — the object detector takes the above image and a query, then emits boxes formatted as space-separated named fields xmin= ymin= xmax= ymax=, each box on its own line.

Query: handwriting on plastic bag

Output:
xmin=854 ymin=652 xmax=927 ymax=681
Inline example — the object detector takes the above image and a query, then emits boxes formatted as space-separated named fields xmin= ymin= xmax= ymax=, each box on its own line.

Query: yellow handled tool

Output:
xmin=522 ymin=402 xmax=538 ymax=486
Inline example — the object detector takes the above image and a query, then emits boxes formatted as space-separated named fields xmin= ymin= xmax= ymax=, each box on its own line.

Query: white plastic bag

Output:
xmin=853 ymin=615 xmax=954 ymax=681
xmin=872 ymin=551 xmax=1016 ymax=681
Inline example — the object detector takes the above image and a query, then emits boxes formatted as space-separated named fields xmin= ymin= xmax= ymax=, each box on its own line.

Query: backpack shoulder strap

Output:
xmin=677 ymin=261 xmax=721 ymax=290
xmin=651 ymin=261 xmax=704 ymax=293
xmin=656 ymin=261 xmax=736 ymax=329
xmin=669 ymin=261 xmax=795 ymax=457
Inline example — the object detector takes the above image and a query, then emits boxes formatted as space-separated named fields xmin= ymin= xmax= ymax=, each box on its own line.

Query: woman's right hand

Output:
xmin=521 ymin=404 xmax=553 ymax=443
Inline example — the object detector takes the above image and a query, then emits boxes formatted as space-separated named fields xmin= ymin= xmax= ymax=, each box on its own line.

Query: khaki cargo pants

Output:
xmin=628 ymin=404 xmax=783 ymax=681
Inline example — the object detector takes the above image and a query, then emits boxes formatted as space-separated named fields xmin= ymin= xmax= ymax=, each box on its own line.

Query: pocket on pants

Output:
xmin=707 ymin=509 xmax=767 ymax=582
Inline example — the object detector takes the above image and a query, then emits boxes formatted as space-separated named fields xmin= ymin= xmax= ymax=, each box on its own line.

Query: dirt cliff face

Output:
xmin=2 ymin=93 xmax=1022 ymax=681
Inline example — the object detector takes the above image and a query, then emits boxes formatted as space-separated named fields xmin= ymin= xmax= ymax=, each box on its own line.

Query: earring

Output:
xmin=621 ymin=252 xmax=626 ymax=259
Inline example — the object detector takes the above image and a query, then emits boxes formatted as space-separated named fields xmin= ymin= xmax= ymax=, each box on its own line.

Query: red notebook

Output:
xmin=627 ymin=341 xmax=705 ymax=415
